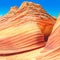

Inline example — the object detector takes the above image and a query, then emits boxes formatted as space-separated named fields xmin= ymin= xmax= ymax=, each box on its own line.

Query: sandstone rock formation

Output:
xmin=0 ymin=2 xmax=56 ymax=57
xmin=0 ymin=2 xmax=56 ymax=37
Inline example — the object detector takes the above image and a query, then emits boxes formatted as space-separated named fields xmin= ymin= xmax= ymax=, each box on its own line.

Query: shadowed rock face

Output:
xmin=45 ymin=15 xmax=60 ymax=50
xmin=0 ymin=2 xmax=56 ymax=56
xmin=37 ymin=15 xmax=60 ymax=60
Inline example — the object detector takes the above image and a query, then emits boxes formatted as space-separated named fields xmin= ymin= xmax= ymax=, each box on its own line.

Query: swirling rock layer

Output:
xmin=0 ymin=2 xmax=56 ymax=55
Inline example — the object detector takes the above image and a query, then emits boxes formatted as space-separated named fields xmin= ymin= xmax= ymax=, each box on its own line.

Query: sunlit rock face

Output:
xmin=0 ymin=21 xmax=45 ymax=55
xmin=0 ymin=2 xmax=56 ymax=55
xmin=37 ymin=15 xmax=60 ymax=60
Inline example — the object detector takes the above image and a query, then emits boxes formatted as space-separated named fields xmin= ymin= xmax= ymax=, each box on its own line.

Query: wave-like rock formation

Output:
xmin=0 ymin=2 xmax=56 ymax=36
xmin=0 ymin=2 xmax=56 ymax=56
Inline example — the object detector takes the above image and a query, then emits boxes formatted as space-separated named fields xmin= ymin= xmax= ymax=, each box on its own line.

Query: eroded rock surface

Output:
xmin=0 ymin=2 xmax=56 ymax=56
